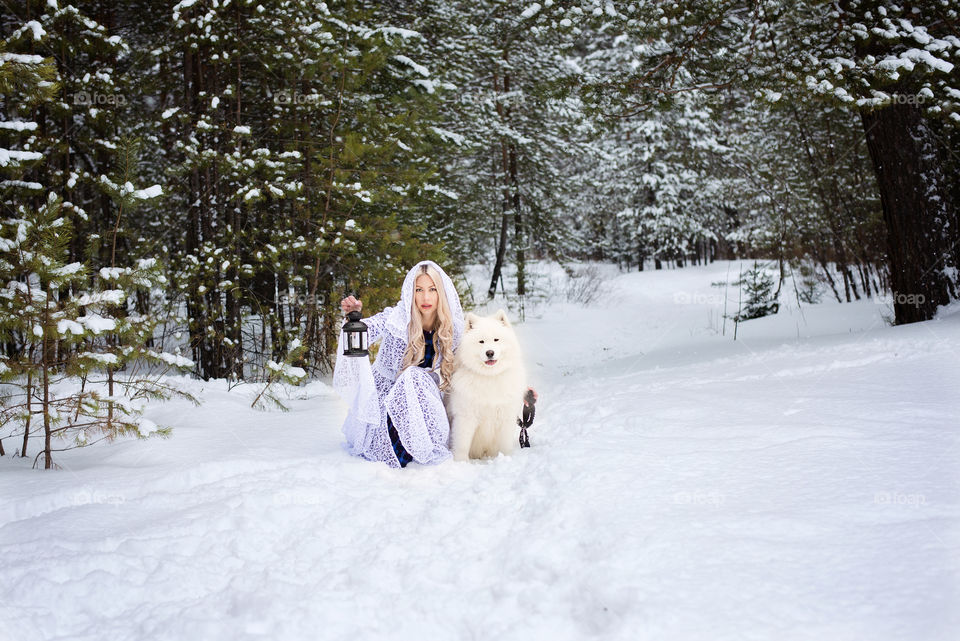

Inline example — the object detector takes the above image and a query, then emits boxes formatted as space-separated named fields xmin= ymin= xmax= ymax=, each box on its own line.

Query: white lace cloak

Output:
xmin=332 ymin=261 xmax=465 ymax=468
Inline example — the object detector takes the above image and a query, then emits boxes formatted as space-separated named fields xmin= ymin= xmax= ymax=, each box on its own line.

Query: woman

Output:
xmin=333 ymin=261 xmax=464 ymax=468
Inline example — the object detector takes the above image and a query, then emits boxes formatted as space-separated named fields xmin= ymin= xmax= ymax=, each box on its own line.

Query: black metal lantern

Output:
xmin=342 ymin=311 xmax=369 ymax=357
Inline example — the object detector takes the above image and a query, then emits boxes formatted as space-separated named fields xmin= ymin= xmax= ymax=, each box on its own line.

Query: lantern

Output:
xmin=342 ymin=310 xmax=369 ymax=357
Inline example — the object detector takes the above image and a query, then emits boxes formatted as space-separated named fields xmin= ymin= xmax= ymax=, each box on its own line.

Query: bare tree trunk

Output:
xmin=22 ymin=348 xmax=34 ymax=457
xmin=488 ymin=206 xmax=510 ymax=299
xmin=306 ymin=63 xmax=346 ymax=365
xmin=42 ymin=298 xmax=52 ymax=470
xmin=510 ymin=142 xmax=525 ymax=298
xmin=815 ymin=252 xmax=843 ymax=303
xmin=488 ymin=71 xmax=518 ymax=300
xmin=224 ymin=0 xmax=245 ymax=380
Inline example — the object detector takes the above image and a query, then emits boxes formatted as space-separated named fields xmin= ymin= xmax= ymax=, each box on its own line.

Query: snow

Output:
xmin=877 ymin=48 xmax=954 ymax=74
xmin=78 ymin=314 xmax=117 ymax=334
xmin=266 ymin=360 xmax=307 ymax=381
xmin=520 ymin=3 xmax=542 ymax=20
xmin=0 ymin=148 xmax=44 ymax=167
xmin=411 ymin=78 xmax=436 ymax=93
xmin=77 ymin=288 xmax=125 ymax=305
xmin=56 ymin=319 xmax=84 ymax=336
xmin=429 ymin=126 xmax=466 ymax=146
xmin=1 ymin=262 xmax=958 ymax=640
xmin=148 ymin=350 xmax=195 ymax=368
xmin=392 ymin=54 xmax=430 ymax=77
xmin=0 ymin=52 xmax=44 ymax=64
xmin=22 ymin=20 xmax=46 ymax=41
xmin=80 ymin=352 xmax=120 ymax=365
xmin=55 ymin=262 xmax=84 ymax=276
xmin=0 ymin=120 xmax=38 ymax=131
xmin=378 ymin=27 xmax=422 ymax=40
xmin=98 ymin=267 xmax=125 ymax=280
xmin=0 ymin=179 xmax=43 ymax=190
xmin=132 ymin=185 xmax=163 ymax=199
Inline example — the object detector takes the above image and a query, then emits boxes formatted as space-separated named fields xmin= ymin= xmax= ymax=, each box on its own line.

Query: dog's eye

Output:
xmin=494 ymin=338 xmax=499 ymax=342
xmin=479 ymin=340 xmax=484 ymax=344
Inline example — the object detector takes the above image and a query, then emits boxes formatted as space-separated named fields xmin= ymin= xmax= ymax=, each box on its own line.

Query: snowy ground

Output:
xmin=1 ymin=261 xmax=958 ymax=641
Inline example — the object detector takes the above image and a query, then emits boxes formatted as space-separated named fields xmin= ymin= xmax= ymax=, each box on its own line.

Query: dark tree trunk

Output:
xmin=41 ymin=298 xmax=52 ymax=469
xmin=488 ymin=212 xmax=510 ymax=299
xmin=21 ymin=347 xmax=34 ymax=457
xmin=860 ymin=103 xmax=955 ymax=323
xmin=510 ymin=143 xmax=525 ymax=298
xmin=815 ymin=252 xmax=843 ymax=303
xmin=488 ymin=71 xmax=518 ymax=300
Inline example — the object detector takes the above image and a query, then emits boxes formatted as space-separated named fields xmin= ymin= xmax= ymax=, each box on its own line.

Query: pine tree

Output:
xmin=1 ymin=21 xmax=193 ymax=468
xmin=599 ymin=0 xmax=959 ymax=323
xmin=392 ymin=0 xmax=595 ymax=309
xmin=735 ymin=260 xmax=780 ymax=321
xmin=142 ymin=0 xmax=453 ymax=380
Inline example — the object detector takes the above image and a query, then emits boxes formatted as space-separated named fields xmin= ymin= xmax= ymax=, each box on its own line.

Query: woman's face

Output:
xmin=415 ymin=273 xmax=439 ymax=326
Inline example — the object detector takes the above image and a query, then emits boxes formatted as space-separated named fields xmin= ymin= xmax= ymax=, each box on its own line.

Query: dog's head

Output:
xmin=457 ymin=309 xmax=517 ymax=375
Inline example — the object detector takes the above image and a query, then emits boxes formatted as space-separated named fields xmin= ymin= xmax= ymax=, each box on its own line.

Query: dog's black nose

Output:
xmin=485 ymin=350 xmax=494 ymax=359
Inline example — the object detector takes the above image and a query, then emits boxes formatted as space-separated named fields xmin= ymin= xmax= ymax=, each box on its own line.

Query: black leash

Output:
xmin=518 ymin=389 xmax=536 ymax=448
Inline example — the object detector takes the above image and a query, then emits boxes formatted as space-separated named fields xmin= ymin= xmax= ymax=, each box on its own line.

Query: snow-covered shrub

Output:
xmin=250 ymin=338 xmax=308 ymax=411
xmin=735 ymin=261 xmax=780 ymax=321
xmin=0 ymin=197 xmax=196 ymax=469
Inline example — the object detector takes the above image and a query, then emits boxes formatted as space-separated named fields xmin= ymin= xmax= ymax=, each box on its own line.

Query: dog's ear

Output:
xmin=494 ymin=309 xmax=511 ymax=327
xmin=465 ymin=312 xmax=478 ymax=330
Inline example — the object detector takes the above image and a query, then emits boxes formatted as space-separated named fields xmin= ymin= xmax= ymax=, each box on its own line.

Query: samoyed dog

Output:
xmin=447 ymin=310 xmax=528 ymax=461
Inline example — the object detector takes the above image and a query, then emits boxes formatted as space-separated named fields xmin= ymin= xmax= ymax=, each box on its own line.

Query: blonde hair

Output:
xmin=401 ymin=264 xmax=456 ymax=390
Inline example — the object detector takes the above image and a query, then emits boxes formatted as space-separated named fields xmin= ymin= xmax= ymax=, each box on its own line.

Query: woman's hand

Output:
xmin=340 ymin=295 xmax=362 ymax=315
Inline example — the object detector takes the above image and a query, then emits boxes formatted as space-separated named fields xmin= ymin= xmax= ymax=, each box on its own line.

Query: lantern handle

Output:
xmin=340 ymin=294 xmax=363 ymax=315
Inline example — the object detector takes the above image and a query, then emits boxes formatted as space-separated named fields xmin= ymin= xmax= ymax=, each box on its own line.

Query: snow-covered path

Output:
xmin=2 ymin=262 xmax=958 ymax=641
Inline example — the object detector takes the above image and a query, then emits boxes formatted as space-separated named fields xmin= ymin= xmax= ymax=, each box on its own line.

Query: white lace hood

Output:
xmin=382 ymin=260 xmax=465 ymax=351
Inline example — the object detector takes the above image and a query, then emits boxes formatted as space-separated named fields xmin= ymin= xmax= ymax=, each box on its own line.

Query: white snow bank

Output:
xmin=1 ymin=262 xmax=957 ymax=641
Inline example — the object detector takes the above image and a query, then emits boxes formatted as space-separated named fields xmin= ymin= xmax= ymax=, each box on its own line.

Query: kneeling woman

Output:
xmin=333 ymin=261 xmax=464 ymax=468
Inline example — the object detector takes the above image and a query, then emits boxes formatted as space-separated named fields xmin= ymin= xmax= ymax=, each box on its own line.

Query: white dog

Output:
xmin=447 ymin=310 xmax=528 ymax=461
